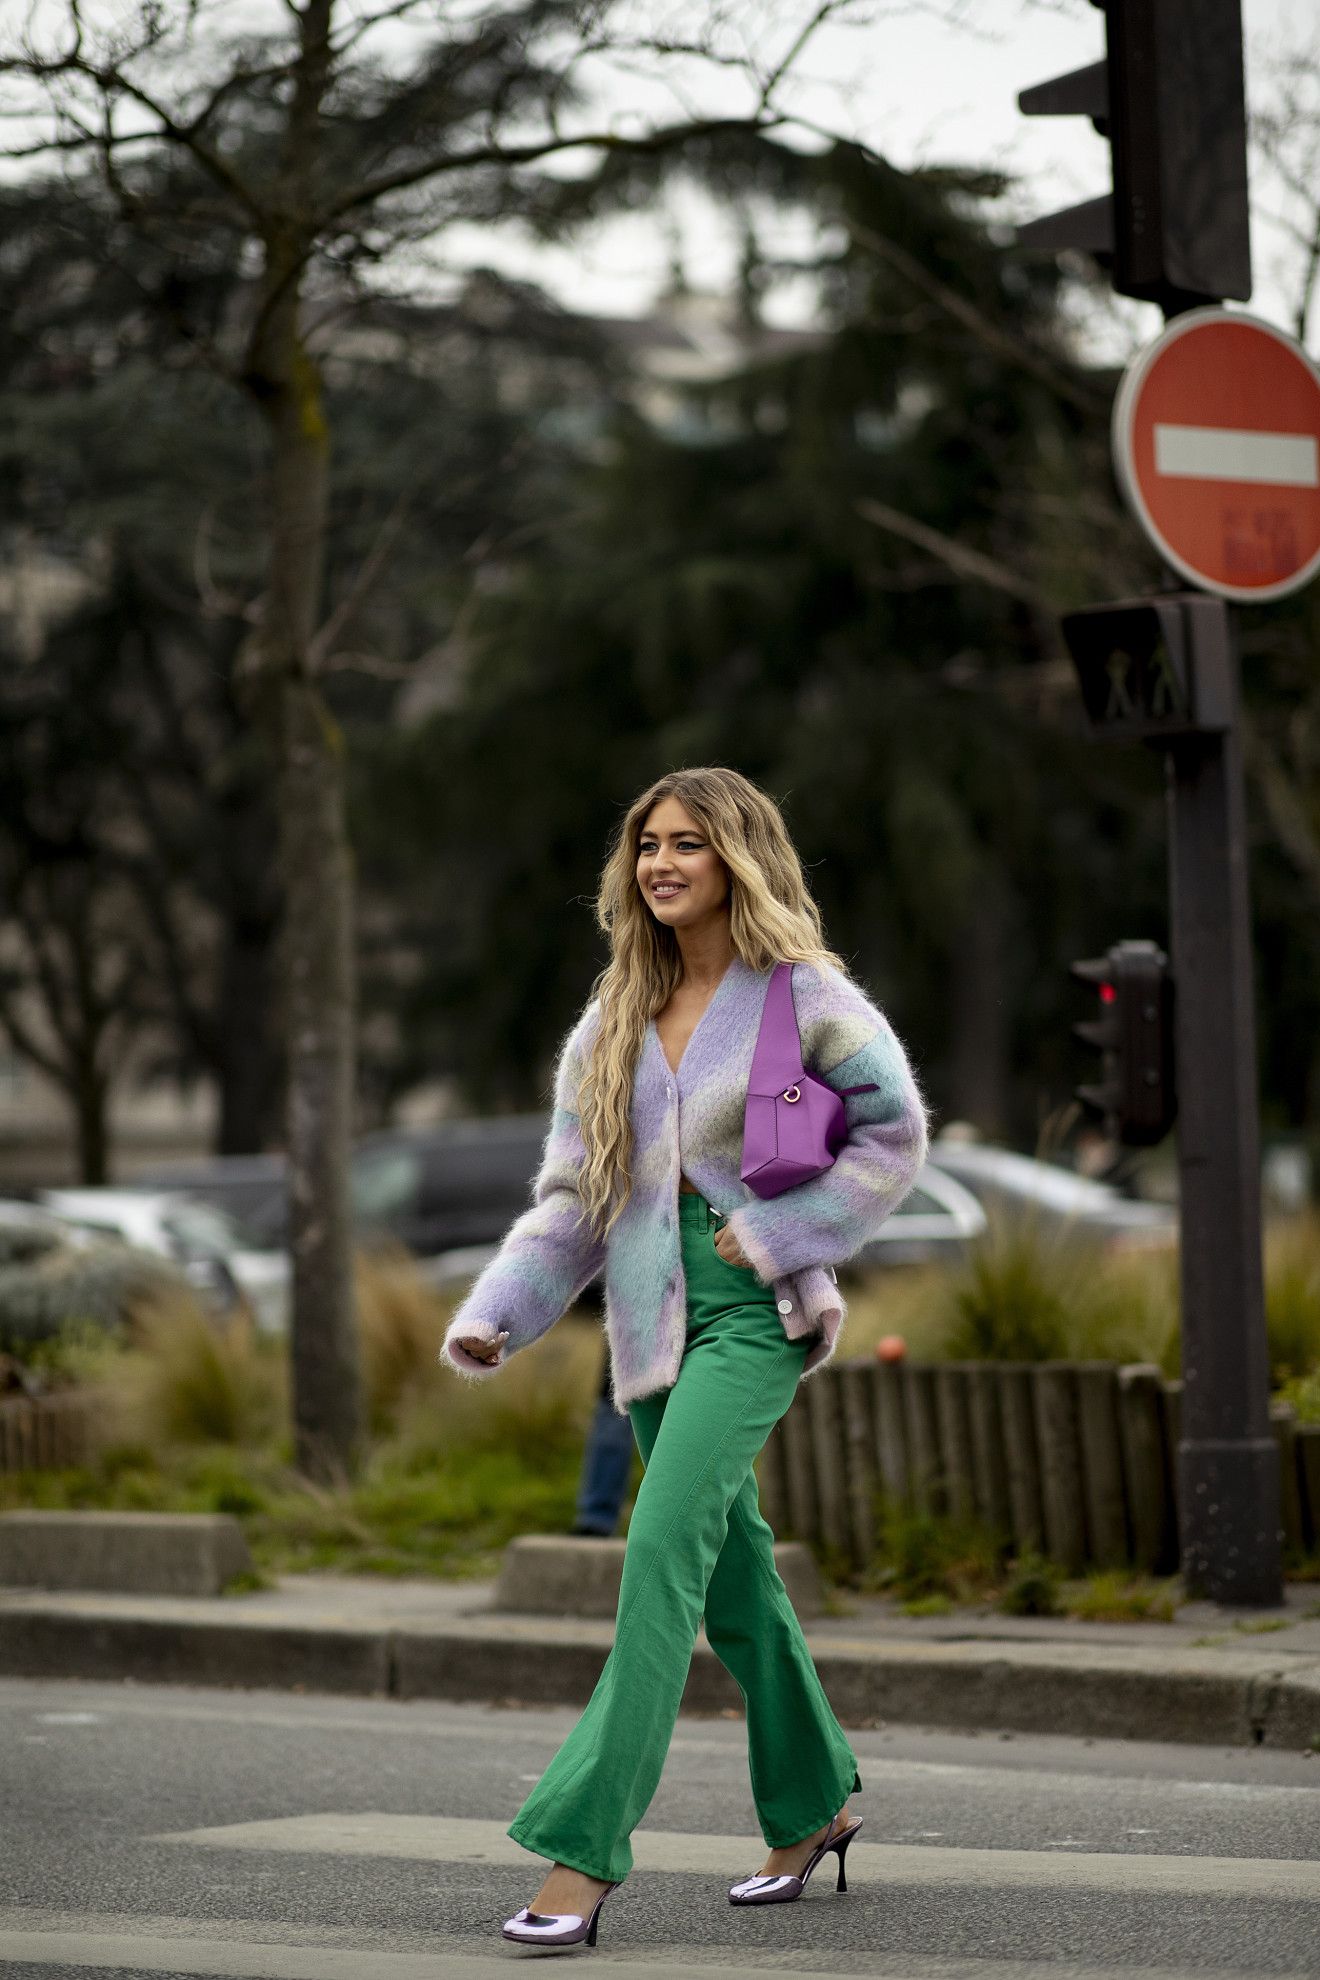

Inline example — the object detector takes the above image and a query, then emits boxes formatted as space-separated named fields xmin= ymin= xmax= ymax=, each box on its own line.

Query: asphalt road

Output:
xmin=1 ymin=1676 xmax=1318 ymax=1978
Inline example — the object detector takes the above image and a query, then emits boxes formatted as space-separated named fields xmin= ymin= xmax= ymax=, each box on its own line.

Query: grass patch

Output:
xmin=858 ymin=1490 xmax=1005 ymax=1605
xmin=998 ymin=1551 xmax=1064 ymax=1616
xmin=900 ymin=1591 xmax=954 ymax=1616
xmin=1265 ymin=1216 xmax=1320 ymax=1389
xmin=0 ymin=1260 xmax=613 ymax=1580
xmin=1061 ymin=1570 xmax=1181 ymax=1623
xmin=842 ymin=1215 xmax=1179 ymax=1370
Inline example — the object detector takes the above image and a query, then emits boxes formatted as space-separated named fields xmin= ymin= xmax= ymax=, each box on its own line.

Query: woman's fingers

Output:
xmin=458 ymin=1330 xmax=508 ymax=1363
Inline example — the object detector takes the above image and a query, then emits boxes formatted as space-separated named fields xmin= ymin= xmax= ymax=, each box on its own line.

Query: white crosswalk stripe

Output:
xmin=149 ymin=1811 xmax=1320 ymax=1902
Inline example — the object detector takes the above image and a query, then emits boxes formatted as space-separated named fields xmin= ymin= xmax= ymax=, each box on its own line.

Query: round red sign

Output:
xmin=1112 ymin=307 xmax=1320 ymax=603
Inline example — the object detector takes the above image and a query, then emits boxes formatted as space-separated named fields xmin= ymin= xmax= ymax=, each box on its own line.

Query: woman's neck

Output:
xmin=672 ymin=919 xmax=735 ymax=991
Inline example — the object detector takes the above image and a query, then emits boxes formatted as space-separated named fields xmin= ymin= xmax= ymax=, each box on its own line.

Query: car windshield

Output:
xmin=162 ymin=1202 xmax=243 ymax=1253
xmin=351 ymin=1147 xmax=422 ymax=1220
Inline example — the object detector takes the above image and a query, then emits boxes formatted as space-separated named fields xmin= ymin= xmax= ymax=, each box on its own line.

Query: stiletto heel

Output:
xmin=728 ymin=1811 xmax=863 ymax=1905
xmin=834 ymin=1821 xmax=860 ymax=1891
xmin=502 ymin=1878 xmax=619 ymax=1947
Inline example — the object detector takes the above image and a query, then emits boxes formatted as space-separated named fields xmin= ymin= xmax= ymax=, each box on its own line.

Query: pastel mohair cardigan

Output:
xmin=440 ymin=954 xmax=929 ymax=1416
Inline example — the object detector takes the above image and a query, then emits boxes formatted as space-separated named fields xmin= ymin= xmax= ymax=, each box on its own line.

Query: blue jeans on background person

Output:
xmin=573 ymin=1348 xmax=635 ymax=1535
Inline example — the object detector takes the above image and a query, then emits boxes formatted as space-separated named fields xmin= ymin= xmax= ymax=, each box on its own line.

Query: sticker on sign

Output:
xmin=1112 ymin=308 xmax=1320 ymax=603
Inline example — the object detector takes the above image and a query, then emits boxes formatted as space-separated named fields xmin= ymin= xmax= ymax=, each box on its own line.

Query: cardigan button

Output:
xmin=777 ymin=1298 xmax=794 ymax=1315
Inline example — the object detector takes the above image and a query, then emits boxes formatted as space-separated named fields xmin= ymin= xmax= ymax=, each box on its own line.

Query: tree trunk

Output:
xmin=72 ymin=1062 xmax=109 ymax=1184
xmin=216 ymin=920 xmax=285 ymax=1154
xmin=246 ymin=215 xmax=363 ymax=1482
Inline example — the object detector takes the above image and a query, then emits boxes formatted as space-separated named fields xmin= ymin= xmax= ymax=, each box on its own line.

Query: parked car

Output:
xmin=353 ymin=1116 xmax=987 ymax=1284
xmin=0 ymin=1198 xmax=102 ymax=1260
xmin=127 ymin=1155 xmax=289 ymax=1250
xmin=924 ymin=1133 xmax=1177 ymax=1250
xmin=852 ymin=1163 xmax=987 ymax=1268
xmin=0 ymin=1196 xmax=197 ymax=1352
xmin=349 ymin=1116 xmax=549 ymax=1257
xmin=37 ymin=1188 xmax=289 ymax=1329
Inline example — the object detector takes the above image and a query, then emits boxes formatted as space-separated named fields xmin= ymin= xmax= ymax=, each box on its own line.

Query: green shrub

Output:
xmin=1277 ymin=1368 xmax=1320 ymax=1424
xmin=860 ymin=1489 xmax=1005 ymax=1604
xmin=0 ymin=1241 xmax=185 ymax=1352
xmin=1065 ymin=1570 xmax=1180 ymax=1622
xmin=121 ymin=1293 xmax=282 ymax=1447
xmin=355 ymin=1243 xmax=454 ymax=1436
xmin=998 ymin=1550 xmax=1063 ymax=1615
xmin=941 ymin=1221 xmax=1072 ymax=1361
xmin=1264 ymin=1217 xmax=1320 ymax=1387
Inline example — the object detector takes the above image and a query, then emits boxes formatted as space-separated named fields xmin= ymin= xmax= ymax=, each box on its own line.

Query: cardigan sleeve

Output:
xmin=723 ymin=960 xmax=929 ymax=1283
xmin=440 ymin=1001 xmax=606 ymax=1381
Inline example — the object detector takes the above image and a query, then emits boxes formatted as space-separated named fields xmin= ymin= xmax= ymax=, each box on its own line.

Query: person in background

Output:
xmin=572 ymin=1350 xmax=634 ymax=1536
xmin=442 ymin=764 xmax=928 ymax=1949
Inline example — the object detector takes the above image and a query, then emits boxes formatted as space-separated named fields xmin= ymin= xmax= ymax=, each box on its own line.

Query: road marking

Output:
xmin=1154 ymin=422 xmax=1320 ymax=487
xmin=150 ymin=1812 xmax=1320 ymax=1900
xmin=0 ymin=1928 xmax=872 ymax=1979
xmin=0 ymin=1915 xmax=1316 ymax=1980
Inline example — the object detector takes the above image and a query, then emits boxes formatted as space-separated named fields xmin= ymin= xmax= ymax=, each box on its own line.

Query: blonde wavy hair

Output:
xmin=573 ymin=766 xmax=848 ymax=1243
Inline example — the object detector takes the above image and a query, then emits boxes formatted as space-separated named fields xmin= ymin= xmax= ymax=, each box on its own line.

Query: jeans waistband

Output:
xmin=678 ymin=1190 xmax=720 ymax=1230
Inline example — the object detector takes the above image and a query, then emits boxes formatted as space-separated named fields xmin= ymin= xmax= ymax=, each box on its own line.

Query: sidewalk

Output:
xmin=2 ymin=1571 xmax=1318 ymax=1752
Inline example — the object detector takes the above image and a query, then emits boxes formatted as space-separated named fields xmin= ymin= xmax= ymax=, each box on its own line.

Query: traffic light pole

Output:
xmin=1163 ymin=603 xmax=1282 ymax=1603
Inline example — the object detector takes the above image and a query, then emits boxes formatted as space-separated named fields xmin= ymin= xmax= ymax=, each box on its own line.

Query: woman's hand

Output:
xmin=455 ymin=1330 xmax=509 ymax=1365
xmin=713 ymin=1223 xmax=754 ymax=1270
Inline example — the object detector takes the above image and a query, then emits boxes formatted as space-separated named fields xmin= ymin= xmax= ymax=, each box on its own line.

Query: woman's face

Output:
xmin=637 ymin=796 xmax=730 ymax=930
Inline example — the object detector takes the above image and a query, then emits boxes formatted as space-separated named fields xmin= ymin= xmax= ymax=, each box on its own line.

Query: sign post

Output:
xmin=1091 ymin=309 xmax=1320 ymax=1602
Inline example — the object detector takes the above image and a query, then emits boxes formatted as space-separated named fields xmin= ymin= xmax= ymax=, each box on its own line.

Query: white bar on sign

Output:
xmin=1154 ymin=422 xmax=1319 ymax=487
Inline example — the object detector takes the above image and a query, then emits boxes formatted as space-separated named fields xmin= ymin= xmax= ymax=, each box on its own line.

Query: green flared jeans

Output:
xmin=506 ymin=1189 xmax=862 ymax=1884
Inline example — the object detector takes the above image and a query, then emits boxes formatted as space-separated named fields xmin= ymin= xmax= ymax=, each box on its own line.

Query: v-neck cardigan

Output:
xmin=441 ymin=954 xmax=929 ymax=1416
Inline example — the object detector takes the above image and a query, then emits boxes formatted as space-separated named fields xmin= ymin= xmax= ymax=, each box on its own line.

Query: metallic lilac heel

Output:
xmin=502 ymin=1878 xmax=619 ymax=1947
xmin=728 ymin=1811 xmax=863 ymax=1904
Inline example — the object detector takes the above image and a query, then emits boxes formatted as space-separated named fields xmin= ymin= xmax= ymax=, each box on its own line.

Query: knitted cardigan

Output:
xmin=440 ymin=954 xmax=929 ymax=1415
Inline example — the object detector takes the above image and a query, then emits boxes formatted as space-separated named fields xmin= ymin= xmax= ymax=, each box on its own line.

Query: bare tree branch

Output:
xmin=856 ymin=495 xmax=1052 ymax=608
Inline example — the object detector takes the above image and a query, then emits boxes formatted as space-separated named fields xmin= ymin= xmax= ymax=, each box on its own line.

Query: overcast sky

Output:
xmin=4 ymin=0 xmax=1314 ymax=360
xmin=424 ymin=0 xmax=1315 ymax=362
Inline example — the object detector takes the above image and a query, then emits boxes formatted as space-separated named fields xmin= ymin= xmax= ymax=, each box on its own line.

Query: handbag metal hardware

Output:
xmin=782 ymin=1085 xmax=801 ymax=1103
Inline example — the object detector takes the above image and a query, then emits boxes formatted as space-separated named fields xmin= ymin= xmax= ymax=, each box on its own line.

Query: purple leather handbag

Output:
xmin=741 ymin=962 xmax=880 ymax=1199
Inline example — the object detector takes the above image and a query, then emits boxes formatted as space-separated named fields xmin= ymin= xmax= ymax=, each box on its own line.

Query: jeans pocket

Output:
xmin=710 ymin=1216 xmax=756 ymax=1274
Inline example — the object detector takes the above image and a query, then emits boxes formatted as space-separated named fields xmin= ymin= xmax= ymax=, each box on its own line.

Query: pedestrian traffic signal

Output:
xmin=1060 ymin=595 xmax=1233 ymax=741
xmin=1018 ymin=0 xmax=1252 ymax=312
xmin=1069 ymin=940 xmax=1176 ymax=1146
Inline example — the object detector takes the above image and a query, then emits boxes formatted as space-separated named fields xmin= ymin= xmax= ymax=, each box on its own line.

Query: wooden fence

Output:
xmin=757 ymin=1357 xmax=1320 ymax=1575
xmin=0 ymin=1390 xmax=98 ymax=1476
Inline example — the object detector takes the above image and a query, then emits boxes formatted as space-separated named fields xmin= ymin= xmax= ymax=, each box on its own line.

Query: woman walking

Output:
xmin=442 ymin=765 xmax=928 ymax=1949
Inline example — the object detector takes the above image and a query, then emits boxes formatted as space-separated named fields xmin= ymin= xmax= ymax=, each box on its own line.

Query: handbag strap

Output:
xmin=749 ymin=961 xmax=883 ymax=1100
xmin=747 ymin=962 xmax=805 ymax=1093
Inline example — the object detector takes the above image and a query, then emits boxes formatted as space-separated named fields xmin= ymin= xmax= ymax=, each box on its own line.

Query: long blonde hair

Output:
xmin=575 ymin=766 xmax=848 ymax=1242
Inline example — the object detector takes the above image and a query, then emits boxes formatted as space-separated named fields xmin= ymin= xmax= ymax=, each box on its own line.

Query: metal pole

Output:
xmin=1164 ymin=602 xmax=1282 ymax=1602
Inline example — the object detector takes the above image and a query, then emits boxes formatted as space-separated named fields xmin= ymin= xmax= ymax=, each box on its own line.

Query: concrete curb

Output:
xmin=2 ymin=1589 xmax=1317 ymax=1750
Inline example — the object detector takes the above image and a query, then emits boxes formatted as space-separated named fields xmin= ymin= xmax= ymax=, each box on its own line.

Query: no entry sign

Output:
xmin=1112 ymin=308 xmax=1320 ymax=603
